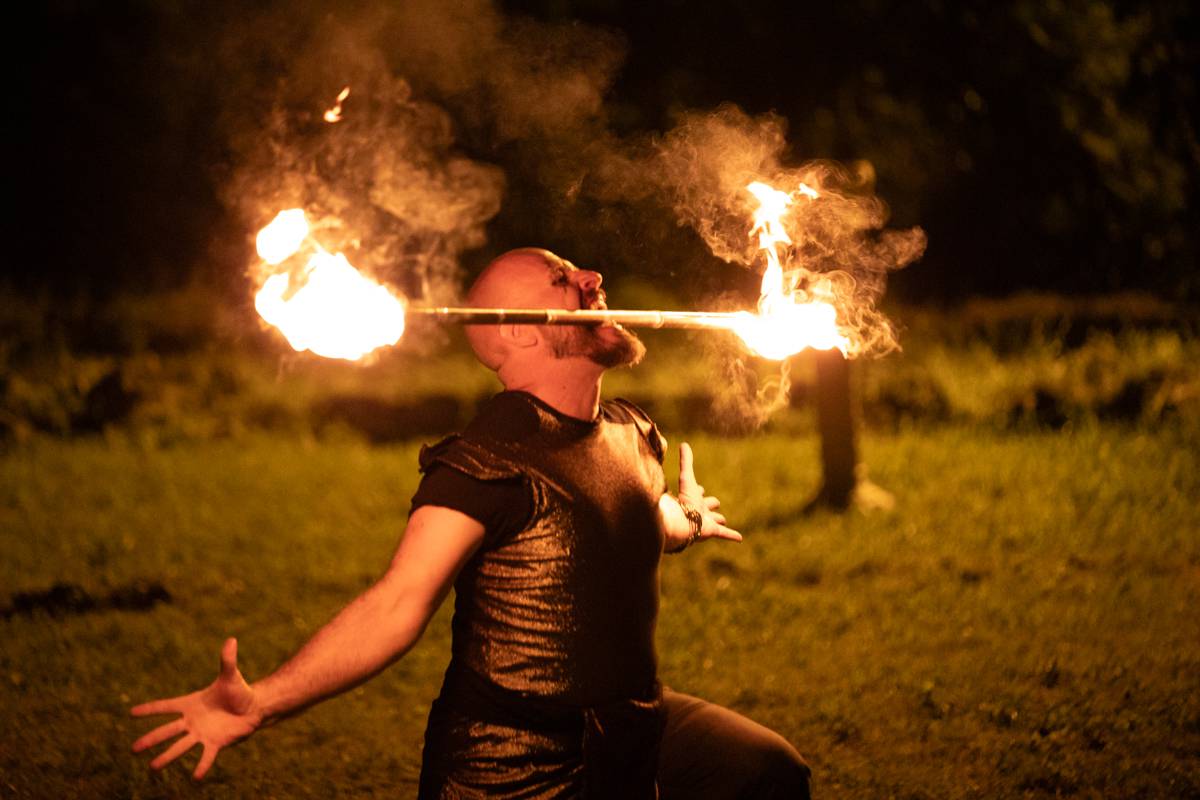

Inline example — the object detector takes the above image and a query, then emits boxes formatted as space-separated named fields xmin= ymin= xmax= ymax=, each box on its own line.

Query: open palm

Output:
xmin=677 ymin=442 xmax=741 ymax=543
xmin=131 ymin=638 xmax=262 ymax=780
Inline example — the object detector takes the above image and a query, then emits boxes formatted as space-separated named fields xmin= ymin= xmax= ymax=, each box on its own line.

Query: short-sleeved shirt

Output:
xmin=414 ymin=390 xmax=670 ymax=798
xmin=410 ymin=463 xmax=531 ymax=539
xmin=413 ymin=390 xmax=668 ymax=705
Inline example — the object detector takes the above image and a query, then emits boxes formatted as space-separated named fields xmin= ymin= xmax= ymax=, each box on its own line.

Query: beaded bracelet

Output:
xmin=665 ymin=499 xmax=704 ymax=554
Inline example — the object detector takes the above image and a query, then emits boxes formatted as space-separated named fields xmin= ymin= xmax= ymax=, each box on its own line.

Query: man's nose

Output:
xmin=574 ymin=270 xmax=603 ymax=291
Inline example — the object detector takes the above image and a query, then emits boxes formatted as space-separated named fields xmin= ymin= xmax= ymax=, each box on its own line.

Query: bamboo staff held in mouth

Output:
xmin=407 ymin=305 xmax=746 ymax=329
xmin=251 ymin=206 xmax=850 ymax=362
xmin=131 ymin=247 xmax=811 ymax=799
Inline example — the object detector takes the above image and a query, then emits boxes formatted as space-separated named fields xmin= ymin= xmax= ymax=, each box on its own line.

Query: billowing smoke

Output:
xmin=217 ymin=0 xmax=625 ymax=320
xmin=376 ymin=0 xmax=623 ymax=148
xmin=637 ymin=105 xmax=926 ymax=355
xmin=592 ymin=106 xmax=926 ymax=427
xmin=221 ymin=12 xmax=505 ymax=314
xmin=213 ymin=1 xmax=923 ymax=422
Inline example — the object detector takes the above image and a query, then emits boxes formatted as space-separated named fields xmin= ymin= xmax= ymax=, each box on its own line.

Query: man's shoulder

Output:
xmin=418 ymin=433 xmax=526 ymax=480
xmin=603 ymin=398 xmax=666 ymax=463
xmin=418 ymin=392 xmax=540 ymax=477
xmin=602 ymin=397 xmax=655 ymax=426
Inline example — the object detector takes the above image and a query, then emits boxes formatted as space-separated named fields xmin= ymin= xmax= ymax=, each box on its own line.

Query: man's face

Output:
xmin=540 ymin=257 xmax=645 ymax=368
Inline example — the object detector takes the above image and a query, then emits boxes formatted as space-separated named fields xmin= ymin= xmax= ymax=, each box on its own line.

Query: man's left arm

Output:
xmin=659 ymin=441 xmax=742 ymax=553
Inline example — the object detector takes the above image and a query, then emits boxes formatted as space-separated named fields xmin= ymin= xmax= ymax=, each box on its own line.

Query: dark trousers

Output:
xmin=658 ymin=689 xmax=811 ymax=800
xmin=420 ymin=676 xmax=811 ymax=799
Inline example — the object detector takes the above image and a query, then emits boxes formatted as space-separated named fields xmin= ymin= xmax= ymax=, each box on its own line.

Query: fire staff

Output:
xmin=131 ymin=248 xmax=812 ymax=798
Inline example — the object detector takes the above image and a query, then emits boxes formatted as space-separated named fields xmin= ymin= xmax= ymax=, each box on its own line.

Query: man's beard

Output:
xmin=547 ymin=324 xmax=646 ymax=368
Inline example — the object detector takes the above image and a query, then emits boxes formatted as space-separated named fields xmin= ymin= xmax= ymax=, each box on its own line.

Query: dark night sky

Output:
xmin=8 ymin=0 xmax=1199 ymax=303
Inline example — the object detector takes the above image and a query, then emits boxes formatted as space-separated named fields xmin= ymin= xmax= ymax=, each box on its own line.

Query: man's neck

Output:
xmin=501 ymin=359 xmax=605 ymax=421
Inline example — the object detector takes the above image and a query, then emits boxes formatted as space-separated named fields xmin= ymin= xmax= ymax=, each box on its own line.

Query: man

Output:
xmin=131 ymin=248 xmax=811 ymax=798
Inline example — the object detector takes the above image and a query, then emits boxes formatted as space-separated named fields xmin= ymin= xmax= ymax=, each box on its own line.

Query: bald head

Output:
xmin=462 ymin=248 xmax=644 ymax=381
xmin=468 ymin=248 xmax=570 ymax=307
xmin=464 ymin=249 xmax=572 ymax=370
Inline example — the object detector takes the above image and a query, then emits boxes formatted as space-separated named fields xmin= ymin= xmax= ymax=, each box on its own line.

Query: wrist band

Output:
xmin=682 ymin=502 xmax=704 ymax=543
xmin=666 ymin=499 xmax=704 ymax=554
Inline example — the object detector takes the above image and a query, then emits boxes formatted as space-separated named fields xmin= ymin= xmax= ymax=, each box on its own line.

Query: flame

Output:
xmin=323 ymin=86 xmax=350 ymax=123
xmin=732 ymin=181 xmax=849 ymax=359
xmin=796 ymin=183 xmax=819 ymax=201
xmin=256 ymin=209 xmax=309 ymax=265
xmin=253 ymin=209 xmax=406 ymax=360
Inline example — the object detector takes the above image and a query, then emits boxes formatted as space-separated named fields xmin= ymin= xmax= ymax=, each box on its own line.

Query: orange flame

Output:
xmin=732 ymin=181 xmax=849 ymax=359
xmin=323 ymin=86 xmax=350 ymax=123
xmin=254 ymin=209 xmax=406 ymax=361
xmin=256 ymin=208 xmax=309 ymax=265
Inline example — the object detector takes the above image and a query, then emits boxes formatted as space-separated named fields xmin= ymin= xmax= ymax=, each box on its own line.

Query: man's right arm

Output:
xmin=131 ymin=505 xmax=484 ymax=780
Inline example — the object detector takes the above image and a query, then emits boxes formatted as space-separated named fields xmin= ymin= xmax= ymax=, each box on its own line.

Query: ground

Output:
xmin=2 ymin=422 xmax=1197 ymax=799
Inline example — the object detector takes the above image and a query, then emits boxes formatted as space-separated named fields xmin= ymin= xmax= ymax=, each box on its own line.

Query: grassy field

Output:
xmin=2 ymin=421 xmax=1198 ymax=799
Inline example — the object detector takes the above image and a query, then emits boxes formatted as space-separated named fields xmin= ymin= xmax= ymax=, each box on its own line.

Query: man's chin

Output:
xmin=547 ymin=324 xmax=645 ymax=368
xmin=589 ymin=327 xmax=646 ymax=368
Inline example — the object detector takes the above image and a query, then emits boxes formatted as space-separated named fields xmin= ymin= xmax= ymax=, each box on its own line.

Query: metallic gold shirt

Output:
xmin=418 ymin=391 xmax=667 ymax=706
xmin=415 ymin=391 xmax=668 ymax=798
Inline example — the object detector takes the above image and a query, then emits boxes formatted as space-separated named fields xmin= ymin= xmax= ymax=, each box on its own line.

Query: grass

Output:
xmin=2 ymin=422 xmax=1198 ymax=798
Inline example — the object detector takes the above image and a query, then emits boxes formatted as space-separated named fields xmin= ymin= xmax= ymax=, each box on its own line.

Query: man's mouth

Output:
xmin=586 ymin=288 xmax=608 ymax=310
xmin=591 ymin=301 xmax=618 ymax=328
xmin=580 ymin=291 xmax=623 ymax=330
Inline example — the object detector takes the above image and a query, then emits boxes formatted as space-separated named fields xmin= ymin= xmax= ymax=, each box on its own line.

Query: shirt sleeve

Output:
xmin=410 ymin=464 xmax=532 ymax=544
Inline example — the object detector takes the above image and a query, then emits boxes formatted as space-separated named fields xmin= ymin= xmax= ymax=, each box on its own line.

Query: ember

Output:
xmin=323 ymin=86 xmax=350 ymax=123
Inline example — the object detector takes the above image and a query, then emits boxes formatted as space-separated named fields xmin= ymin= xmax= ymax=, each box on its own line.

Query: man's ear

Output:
xmin=500 ymin=323 xmax=539 ymax=349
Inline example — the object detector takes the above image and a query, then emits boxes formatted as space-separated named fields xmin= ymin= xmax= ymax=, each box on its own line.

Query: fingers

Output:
xmin=220 ymin=637 xmax=238 ymax=679
xmin=131 ymin=696 xmax=186 ymax=717
xmin=707 ymin=525 xmax=743 ymax=543
xmin=132 ymin=718 xmax=186 ymax=753
xmin=677 ymin=443 xmax=741 ymax=547
xmin=193 ymin=744 xmax=219 ymax=781
xmin=678 ymin=442 xmax=696 ymax=490
xmin=150 ymin=732 xmax=199 ymax=771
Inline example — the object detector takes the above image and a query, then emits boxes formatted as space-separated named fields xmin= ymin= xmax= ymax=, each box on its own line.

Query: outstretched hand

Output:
xmin=131 ymin=638 xmax=262 ymax=780
xmin=671 ymin=441 xmax=742 ymax=546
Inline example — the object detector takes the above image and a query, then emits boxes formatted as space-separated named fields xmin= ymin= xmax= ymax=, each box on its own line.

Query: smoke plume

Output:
xmin=219 ymin=11 xmax=507 ymax=311
xmin=625 ymin=105 xmax=926 ymax=355
xmin=212 ymin=0 xmax=628 ymax=307
xmin=592 ymin=106 xmax=926 ymax=426
xmin=213 ymin=1 xmax=923 ymax=415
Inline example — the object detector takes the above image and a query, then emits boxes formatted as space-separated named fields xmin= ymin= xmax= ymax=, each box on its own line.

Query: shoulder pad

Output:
xmin=418 ymin=435 xmax=525 ymax=481
xmin=607 ymin=398 xmax=666 ymax=463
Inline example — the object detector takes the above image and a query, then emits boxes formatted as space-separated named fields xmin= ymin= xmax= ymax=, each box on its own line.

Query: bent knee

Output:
xmin=757 ymin=736 xmax=811 ymax=799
